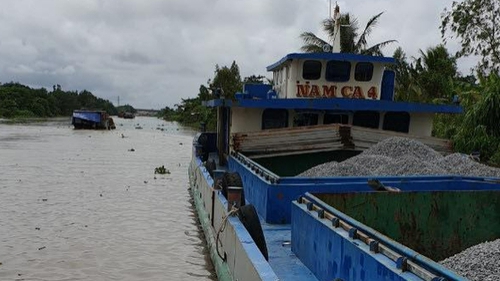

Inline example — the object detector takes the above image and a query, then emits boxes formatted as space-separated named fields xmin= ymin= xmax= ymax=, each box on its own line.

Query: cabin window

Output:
xmin=302 ymin=60 xmax=322 ymax=80
xmin=324 ymin=113 xmax=349 ymax=125
xmin=293 ymin=112 xmax=319 ymax=127
xmin=262 ymin=109 xmax=288 ymax=130
xmin=353 ymin=111 xmax=380 ymax=129
xmin=325 ymin=60 xmax=351 ymax=82
xmin=383 ymin=112 xmax=410 ymax=133
xmin=355 ymin=62 xmax=374 ymax=81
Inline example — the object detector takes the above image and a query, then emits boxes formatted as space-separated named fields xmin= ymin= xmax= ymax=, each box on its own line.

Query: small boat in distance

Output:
xmin=118 ymin=111 xmax=135 ymax=119
xmin=72 ymin=110 xmax=116 ymax=130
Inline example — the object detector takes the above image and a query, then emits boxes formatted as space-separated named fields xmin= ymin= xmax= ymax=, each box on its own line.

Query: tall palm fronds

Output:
xmin=300 ymin=12 xmax=396 ymax=55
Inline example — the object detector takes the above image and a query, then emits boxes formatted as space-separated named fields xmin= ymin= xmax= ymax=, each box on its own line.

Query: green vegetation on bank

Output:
xmin=159 ymin=62 xmax=267 ymax=131
xmin=0 ymin=83 xmax=117 ymax=118
xmin=116 ymin=105 xmax=137 ymax=114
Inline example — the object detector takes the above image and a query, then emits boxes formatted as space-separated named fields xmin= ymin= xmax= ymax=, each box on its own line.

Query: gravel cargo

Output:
xmin=298 ymin=137 xmax=500 ymax=178
xmin=440 ymin=239 xmax=500 ymax=281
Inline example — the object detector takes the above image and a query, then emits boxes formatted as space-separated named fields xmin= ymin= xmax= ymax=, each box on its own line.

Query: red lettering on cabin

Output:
xmin=367 ymin=86 xmax=378 ymax=99
xmin=341 ymin=86 xmax=353 ymax=98
xmin=295 ymin=83 xmax=377 ymax=99
xmin=310 ymin=85 xmax=320 ymax=97
xmin=322 ymin=85 xmax=337 ymax=98
xmin=297 ymin=83 xmax=310 ymax=97
xmin=352 ymin=86 xmax=364 ymax=99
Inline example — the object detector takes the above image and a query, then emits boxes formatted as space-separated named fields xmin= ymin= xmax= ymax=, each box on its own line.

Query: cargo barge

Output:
xmin=189 ymin=5 xmax=500 ymax=280
xmin=72 ymin=110 xmax=116 ymax=130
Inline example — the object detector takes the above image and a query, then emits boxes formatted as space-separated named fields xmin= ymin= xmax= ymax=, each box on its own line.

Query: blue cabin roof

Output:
xmin=267 ymin=53 xmax=396 ymax=72
xmin=204 ymin=98 xmax=462 ymax=114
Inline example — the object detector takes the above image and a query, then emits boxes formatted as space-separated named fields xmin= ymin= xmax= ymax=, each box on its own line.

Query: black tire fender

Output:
xmin=220 ymin=172 xmax=245 ymax=206
xmin=238 ymin=204 xmax=269 ymax=261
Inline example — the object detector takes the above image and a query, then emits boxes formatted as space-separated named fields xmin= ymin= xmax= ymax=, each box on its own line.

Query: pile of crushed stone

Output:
xmin=440 ymin=239 xmax=500 ymax=281
xmin=298 ymin=137 xmax=500 ymax=178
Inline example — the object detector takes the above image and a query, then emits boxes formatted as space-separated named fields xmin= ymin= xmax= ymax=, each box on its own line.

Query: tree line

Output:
xmin=158 ymin=62 xmax=265 ymax=130
xmin=0 ymin=83 xmax=122 ymax=118
xmin=163 ymin=0 xmax=500 ymax=166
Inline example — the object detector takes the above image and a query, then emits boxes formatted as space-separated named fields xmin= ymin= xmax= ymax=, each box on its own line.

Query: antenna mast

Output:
xmin=331 ymin=2 xmax=341 ymax=53
xmin=329 ymin=0 xmax=331 ymax=18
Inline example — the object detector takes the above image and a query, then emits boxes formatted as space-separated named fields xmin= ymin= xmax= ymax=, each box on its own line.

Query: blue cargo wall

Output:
xmin=291 ymin=194 xmax=466 ymax=281
xmin=230 ymin=154 xmax=500 ymax=224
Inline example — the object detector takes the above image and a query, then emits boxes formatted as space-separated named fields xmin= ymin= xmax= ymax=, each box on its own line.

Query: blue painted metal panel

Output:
xmin=292 ymin=193 xmax=467 ymax=281
xmin=72 ymin=111 xmax=101 ymax=123
xmin=381 ymin=70 xmax=396 ymax=101
xmin=263 ymin=223 xmax=318 ymax=280
xmin=267 ymin=53 xmax=396 ymax=71
xmin=230 ymin=154 xmax=500 ymax=224
xmin=229 ymin=157 xmax=272 ymax=222
xmin=291 ymin=201 xmax=421 ymax=281
xmin=233 ymin=98 xmax=462 ymax=114
xmin=203 ymin=98 xmax=462 ymax=114
xmin=241 ymin=84 xmax=273 ymax=99
xmin=291 ymin=200 xmax=466 ymax=280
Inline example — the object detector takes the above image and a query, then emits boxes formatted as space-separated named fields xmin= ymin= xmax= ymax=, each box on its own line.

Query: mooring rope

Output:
xmin=215 ymin=206 xmax=239 ymax=261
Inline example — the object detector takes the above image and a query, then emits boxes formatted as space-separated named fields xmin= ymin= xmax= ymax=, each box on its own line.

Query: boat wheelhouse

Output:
xmin=204 ymin=52 xmax=461 ymax=164
xmin=223 ymin=52 xmax=460 ymax=139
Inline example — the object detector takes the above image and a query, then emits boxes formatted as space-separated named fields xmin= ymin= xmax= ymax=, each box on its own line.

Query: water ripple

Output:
xmin=0 ymin=117 xmax=215 ymax=281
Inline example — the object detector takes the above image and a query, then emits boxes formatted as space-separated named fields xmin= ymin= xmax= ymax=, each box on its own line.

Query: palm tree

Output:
xmin=413 ymin=45 xmax=457 ymax=101
xmin=300 ymin=12 xmax=396 ymax=55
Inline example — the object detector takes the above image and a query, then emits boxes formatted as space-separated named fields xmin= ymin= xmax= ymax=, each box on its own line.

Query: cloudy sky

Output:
xmin=0 ymin=0 xmax=469 ymax=109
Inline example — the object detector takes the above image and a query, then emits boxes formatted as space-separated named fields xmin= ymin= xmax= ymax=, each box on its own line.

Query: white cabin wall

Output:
xmin=408 ymin=113 xmax=434 ymax=136
xmin=230 ymin=107 xmax=263 ymax=134
xmin=284 ymin=60 xmax=386 ymax=99
xmin=286 ymin=61 xmax=299 ymax=98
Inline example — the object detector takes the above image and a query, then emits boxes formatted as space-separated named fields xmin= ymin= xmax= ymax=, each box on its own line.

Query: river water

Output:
xmin=0 ymin=117 xmax=216 ymax=281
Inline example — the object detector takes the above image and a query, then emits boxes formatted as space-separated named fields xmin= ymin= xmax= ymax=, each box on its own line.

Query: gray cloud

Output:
xmin=0 ymin=0 xmax=468 ymax=109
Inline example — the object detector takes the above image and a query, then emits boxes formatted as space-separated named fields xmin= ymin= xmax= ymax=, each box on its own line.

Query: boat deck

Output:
xmin=262 ymin=223 xmax=318 ymax=280
xmin=209 ymin=153 xmax=317 ymax=280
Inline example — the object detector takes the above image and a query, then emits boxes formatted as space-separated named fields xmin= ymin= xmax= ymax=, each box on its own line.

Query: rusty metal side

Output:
xmin=315 ymin=191 xmax=500 ymax=262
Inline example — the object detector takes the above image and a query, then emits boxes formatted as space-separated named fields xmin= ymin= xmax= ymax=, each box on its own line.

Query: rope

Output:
xmin=215 ymin=206 xmax=239 ymax=261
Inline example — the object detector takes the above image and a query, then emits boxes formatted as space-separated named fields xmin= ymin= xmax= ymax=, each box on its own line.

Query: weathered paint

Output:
xmin=291 ymin=195 xmax=467 ymax=281
xmin=292 ymin=201 xmax=424 ymax=281
xmin=189 ymin=154 xmax=279 ymax=281
xmin=229 ymin=153 xmax=500 ymax=224
xmin=314 ymin=191 xmax=500 ymax=262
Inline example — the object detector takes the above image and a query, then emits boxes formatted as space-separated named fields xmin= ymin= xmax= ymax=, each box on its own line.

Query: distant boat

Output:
xmin=72 ymin=110 xmax=115 ymax=130
xmin=118 ymin=112 xmax=135 ymax=119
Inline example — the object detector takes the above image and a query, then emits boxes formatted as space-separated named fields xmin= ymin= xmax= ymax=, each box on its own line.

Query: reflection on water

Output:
xmin=0 ymin=117 xmax=216 ymax=281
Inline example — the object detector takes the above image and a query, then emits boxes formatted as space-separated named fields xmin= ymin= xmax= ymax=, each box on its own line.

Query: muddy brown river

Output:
xmin=0 ymin=117 xmax=215 ymax=280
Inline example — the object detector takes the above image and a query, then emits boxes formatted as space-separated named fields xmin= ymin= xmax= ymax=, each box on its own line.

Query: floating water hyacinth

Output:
xmin=154 ymin=165 xmax=170 ymax=175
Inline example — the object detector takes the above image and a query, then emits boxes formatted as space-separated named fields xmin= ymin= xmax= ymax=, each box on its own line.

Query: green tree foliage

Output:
xmin=441 ymin=0 xmax=500 ymax=74
xmin=209 ymin=61 xmax=242 ymax=100
xmin=392 ymin=47 xmax=423 ymax=102
xmin=116 ymin=104 xmax=137 ymax=114
xmin=0 ymin=82 xmax=117 ymax=118
xmin=300 ymin=12 xmax=396 ymax=55
xmin=392 ymin=45 xmax=457 ymax=103
xmin=162 ymin=62 xmax=268 ymax=130
xmin=243 ymin=75 xmax=266 ymax=84
xmin=414 ymin=45 xmax=457 ymax=102
xmin=434 ymin=74 xmax=500 ymax=165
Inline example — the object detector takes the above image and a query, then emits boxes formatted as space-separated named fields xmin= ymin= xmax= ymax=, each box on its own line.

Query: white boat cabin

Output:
xmin=226 ymin=52 xmax=460 ymax=141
